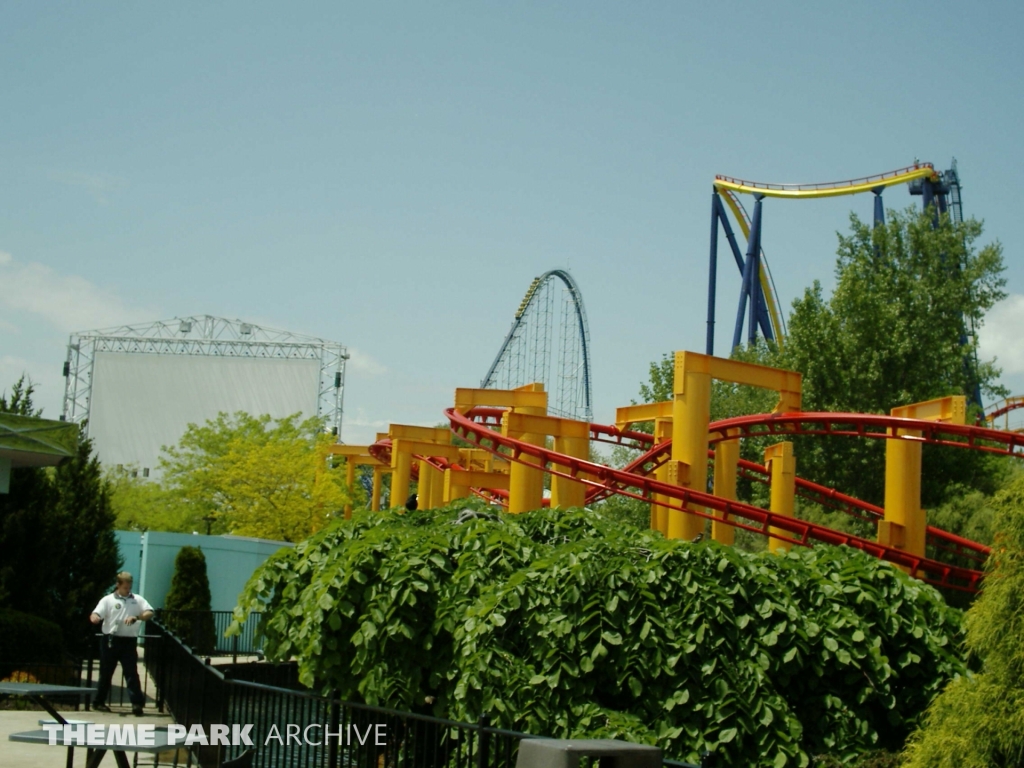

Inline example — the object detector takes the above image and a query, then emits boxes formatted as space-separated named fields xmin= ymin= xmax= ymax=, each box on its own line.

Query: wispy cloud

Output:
xmin=48 ymin=170 xmax=128 ymax=205
xmin=979 ymin=294 xmax=1024 ymax=375
xmin=0 ymin=250 xmax=153 ymax=333
xmin=347 ymin=346 xmax=388 ymax=376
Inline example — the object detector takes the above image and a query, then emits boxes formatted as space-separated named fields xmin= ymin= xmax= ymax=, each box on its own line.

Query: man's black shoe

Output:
xmin=132 ymin=707 xmax=144 ymax=717
xmin=92 ymin=703 xmax=111 ymax=713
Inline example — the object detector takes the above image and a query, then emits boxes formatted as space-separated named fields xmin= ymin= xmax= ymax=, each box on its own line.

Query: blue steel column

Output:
xmin=746 ymin=195 xmax=765 ymax=346
xmin=732 ymin=250 xmax=753 ymax=352
xmin=707 ymin=193 xmax=720 ymax=356
xmin=921 ymin=180 xmax=939 ymax=227
xmin=873 ymin=187 xmax=885 ymax=228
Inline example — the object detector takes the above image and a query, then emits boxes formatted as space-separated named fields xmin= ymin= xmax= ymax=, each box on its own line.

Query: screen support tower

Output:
xmin=62 ymin=315 xmax=349 ymax=440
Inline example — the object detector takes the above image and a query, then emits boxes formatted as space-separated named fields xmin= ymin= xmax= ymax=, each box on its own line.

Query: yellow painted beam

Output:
xmin=444 ymin=468 xmax=511 ymax=496
xmin=712 ymin=438 xmax=739 ymax=545
xmin=879 ymin=396 xmax=963 ymax=567
xmin=891 ymin=395 xmax=967 ymax=424
xmin=676 ymin=352 xmax=803 ymax=413
xmin=392 ymin=451 xmax=412 ymax=511
xmin=371 ymin=466 xmax=383 ymax=511
xmin=499 ymin=384 xmax=547 ymax=514
xmin=417 ymin=459 xmax=433 ymax=510
xmin=454 ymin=387 xmax=548 ymax=413
xmin=765 ymin=442 xmax=796 ymax=554
xmin=615 ymin=401 xmax=673 ymax=430
xmin=504 ymin=412 xmax=590 ymax=440
xmin=391 ymin=440 xmax=463 ymax=464
xmin=388 ymin=425 xmax=452 ymax=444
xmin=345 ymin=459 xmax=356 ymax=519
xmin=671 ymin=354 xmax=712 ymax=540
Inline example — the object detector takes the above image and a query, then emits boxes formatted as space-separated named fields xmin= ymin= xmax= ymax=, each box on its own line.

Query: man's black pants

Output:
xmin=94 ymin=635 xmax=144 ymax=707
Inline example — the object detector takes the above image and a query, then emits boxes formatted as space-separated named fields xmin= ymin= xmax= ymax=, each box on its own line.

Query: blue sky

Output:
xmin=3 ymin=2 xmax=1024 ymax=444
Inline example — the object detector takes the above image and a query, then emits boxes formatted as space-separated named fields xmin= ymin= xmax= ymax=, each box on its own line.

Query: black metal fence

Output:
xmin=157 ymin=609 xmax=265 ymax=659
xmin=1 ymin=638 xmax=156 ymax=711
xmin=146 ymin=619 xmax=533 ymax=768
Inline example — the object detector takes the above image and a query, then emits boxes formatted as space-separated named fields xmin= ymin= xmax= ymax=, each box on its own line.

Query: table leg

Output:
xmin=30 ymin=693 xmax=69 ymax=725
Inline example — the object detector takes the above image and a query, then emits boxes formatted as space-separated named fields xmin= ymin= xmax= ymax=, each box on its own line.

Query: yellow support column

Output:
xmin=392 ymin=451 xmax=412 ymax=510
xmin=765 ymin=442 xmax=796 ymax=554
xmin=417 ymin=459 xmax=433 ymax=510
xmin=345 ymin=459 xmax=357 ymax=519
xmin=882 ymin=396 xmax=966 ymax=567
xmin=428 ymin=464 xmax=445 ymax=509
xmin=371 ymin=466 xmax=383 ymax=511
xmin=650 ymin=418 xmax=673 ymax=535
xmin=443 ymin=469 xmax=470 ymax=503
xmin=712 ymin=437 xmax=739 ymax=545
xmin=503 ymin=385 xmax=547 ymax=514
xmin=671 ymin=352 xmax=711 ymax=540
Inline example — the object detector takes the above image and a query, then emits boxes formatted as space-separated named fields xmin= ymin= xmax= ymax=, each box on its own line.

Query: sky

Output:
xmin=3 ymin=1 xmax=1024 ymax=446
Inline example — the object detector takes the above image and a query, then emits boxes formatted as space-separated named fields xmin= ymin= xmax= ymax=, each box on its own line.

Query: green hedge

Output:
xmin=0 ymin=608 xmax=66 ymax=677
xmin=234 ymin=503 xmax=967 ymax=767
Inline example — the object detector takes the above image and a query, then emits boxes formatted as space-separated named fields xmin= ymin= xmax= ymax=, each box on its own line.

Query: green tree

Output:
xmin=106 ymin=466 xmax=194 ymax=532
xmin=159 ymin=411 xmax=349 ymax=542
xmin=162 ymin=546 xmax=216 ymax=653
xmin=638 ymin=209 xmax=1007 ymax=516
xmin=901 ymin=473 xmax=1024 ymax=767
xmin=0 ymin=377 xmax=120 ymax=655
xmin=777 ymin=207 xmax=1007 ymax=507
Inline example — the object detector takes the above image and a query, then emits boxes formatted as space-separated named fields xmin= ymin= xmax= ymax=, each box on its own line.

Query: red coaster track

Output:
xmin=369 ymin=407 xmax=1007 ymax=592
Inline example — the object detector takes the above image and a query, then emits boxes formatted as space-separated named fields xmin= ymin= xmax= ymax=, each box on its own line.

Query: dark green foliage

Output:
xmin=163 ymin=546 xmax=216 ymax=654
xmin=0 ymin=608 xmax=65 ymax=677
xmin=902 ymin=473 xmax=1024 ymax=768
xmin=234 ymin=503 xmax=966 ymax=767
xmin=777 ymin=208 xmax=1006 ymax=508
xmin=0 ymin=378 xmax=120 ymax=656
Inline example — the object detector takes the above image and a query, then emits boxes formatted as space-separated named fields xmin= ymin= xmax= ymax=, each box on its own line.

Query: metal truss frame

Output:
xmin=62 ymin=315 xmax=348 ymax=439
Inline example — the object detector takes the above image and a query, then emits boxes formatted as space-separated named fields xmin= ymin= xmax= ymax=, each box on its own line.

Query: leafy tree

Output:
xmin=160 ymin=411 xmax=349 ymax=542
xmin=901 ymin=473 xmax=1024 ymax=767
xmin=0 ymin=377 xmax=120 ymax=655
xmin=234 ymin=503 xmax=967 ymax=767
xmin=637 ymin=209 xmax=1008 ymax=531
xmin=106 ymin=466 xmax=194 ymax=533
xmin=777 ymin=207 xmax=1007 ymax=508
xmin=162 ymin=546 xmax=216 ymax=653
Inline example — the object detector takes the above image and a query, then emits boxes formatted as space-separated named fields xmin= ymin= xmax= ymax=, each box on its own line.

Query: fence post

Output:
xmin=329 ymin=697 xmax=341 ymax=768
xmin=477 ymin=715 xmax=490 ymax=768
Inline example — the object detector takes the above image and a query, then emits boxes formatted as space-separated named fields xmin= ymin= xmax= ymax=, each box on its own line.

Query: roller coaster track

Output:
xmin=709 ymin=162 xmax=959 ymax=361
xmin=980 ymin=396 xmax=1024 ymax=430
xmin=578 ymin=429 xmax=990 ymax=564
xmin=713 ymin=163 xmax=939 ymax=200
xmin=442 ymin=407 xmax=987 ymax=592
xmin=481 ymin=270 xmax=593 ymax=421
xmin=371 ymin=395 xmax=1003 ymax=590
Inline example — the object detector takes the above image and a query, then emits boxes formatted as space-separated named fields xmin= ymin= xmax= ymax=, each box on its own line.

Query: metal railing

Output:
xmin=1 ymin=642 xmax=156 ymax=712
xmin=157 ymin=609 xmax=265 ymax=660
xmin=145 ymin=618 xmax=705 ymax=768
xmin=146 ymin=619 xmax=533 ymax=768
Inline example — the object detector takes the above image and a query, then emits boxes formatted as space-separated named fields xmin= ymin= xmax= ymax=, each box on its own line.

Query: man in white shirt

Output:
xmin=89 ymin=572 xmax=155 ymax=716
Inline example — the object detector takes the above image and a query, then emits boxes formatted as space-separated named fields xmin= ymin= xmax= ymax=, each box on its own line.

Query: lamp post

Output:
xmin=202 ymin=515 xmax=215 ymax=536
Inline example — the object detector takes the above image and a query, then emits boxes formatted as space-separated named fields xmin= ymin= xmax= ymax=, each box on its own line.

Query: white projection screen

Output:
xmin=88 ymin=351 xmax=321 ymax=476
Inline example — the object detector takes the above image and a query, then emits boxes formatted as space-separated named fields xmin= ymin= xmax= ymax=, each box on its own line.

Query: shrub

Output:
xmin=163 ymin=546 xmax=216 ymax=653
xmin=0 ymin=608 xmax=65 ymax=678
xmin=234 ymin=503 xmax=967 ymax=767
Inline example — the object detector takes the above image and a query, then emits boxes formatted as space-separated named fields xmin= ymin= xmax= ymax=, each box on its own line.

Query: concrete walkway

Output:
xmin=0 ymin=708 xmax=182 ymax=767
xmin=2 ymin=651 xmax=188 ymax=766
